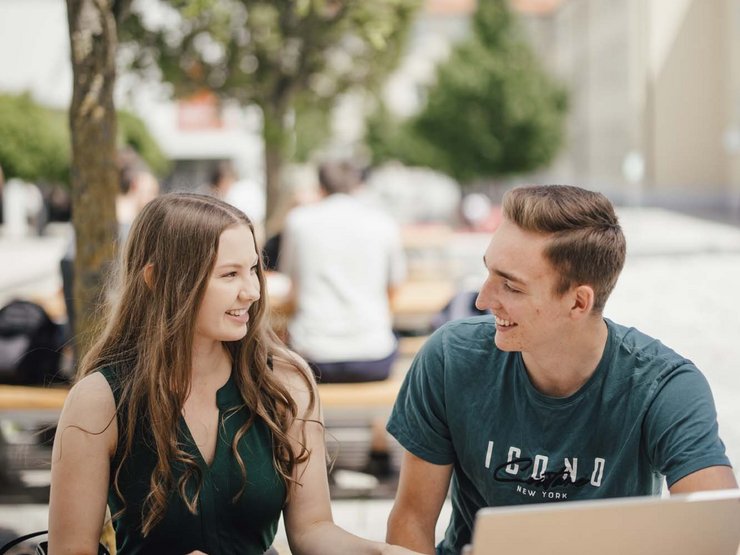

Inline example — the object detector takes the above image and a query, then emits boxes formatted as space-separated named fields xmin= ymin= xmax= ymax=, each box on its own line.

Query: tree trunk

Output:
xmin=66 ymin=0 xmax=120 ymax=362
xmin=262 ymin=103 xmax=289 ymax=238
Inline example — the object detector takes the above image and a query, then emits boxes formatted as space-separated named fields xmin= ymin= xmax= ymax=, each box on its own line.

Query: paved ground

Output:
xmin=1 ymin=208 xmax=740 ymax=551
xmin=0 ymin=224 xmax=68 ymax=308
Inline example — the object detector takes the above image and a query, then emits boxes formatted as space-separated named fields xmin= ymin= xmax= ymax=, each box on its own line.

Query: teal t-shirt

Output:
xmin=387 ymin=316 xmax=731 ymax=555
xmin=100 ymin=366 xmax=286 ymax=555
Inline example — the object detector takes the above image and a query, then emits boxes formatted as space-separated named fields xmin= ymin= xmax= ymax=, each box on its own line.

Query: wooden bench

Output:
xmin=316 ymin=334 xmax=428 ymax=409
xmin=318 ymin=380 xmax=402 ymax=411
xmin=315 ymin=335 xmax=430 ymax=472
xmin=0 ymin=385 xmax=67 ymax=429
xmin=0 ymin=385 xmax=68 ymax=409
xmin=317 ymin=380 xmax=404 ymax=474
xmin=0 ymin=333 xmax=430 ymax=475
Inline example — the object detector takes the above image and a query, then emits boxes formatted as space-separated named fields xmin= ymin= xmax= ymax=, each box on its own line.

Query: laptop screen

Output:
xmin=469 ymin=489 xmax=740 ymax=555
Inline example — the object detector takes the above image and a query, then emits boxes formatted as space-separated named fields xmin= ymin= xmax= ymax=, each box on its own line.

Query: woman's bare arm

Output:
xmin=48 ymin=372 xmax=117 ymax=555
xmin=274 ymin=356 xmax=423 ymax=555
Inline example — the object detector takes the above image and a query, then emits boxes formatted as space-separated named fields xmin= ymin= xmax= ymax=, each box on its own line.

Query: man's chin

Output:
xmin=494 ymin=334 xmax=522 ymax=353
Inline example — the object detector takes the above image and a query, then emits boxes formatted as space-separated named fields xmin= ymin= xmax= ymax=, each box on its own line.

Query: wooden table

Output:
xmin=267 ymin=270 xmax=455 ymax=334
xmin=391 ymin=279 xmax=454 ymax=332
xmin=391 ymin=279 xmax=454 ymax=317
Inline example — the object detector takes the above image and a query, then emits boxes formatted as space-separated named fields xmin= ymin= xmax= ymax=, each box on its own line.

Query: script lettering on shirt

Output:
xmin=484 ymin=441 xmax=606 ymax=493
xmin=494 ymin=458 xmax=592 ymax=491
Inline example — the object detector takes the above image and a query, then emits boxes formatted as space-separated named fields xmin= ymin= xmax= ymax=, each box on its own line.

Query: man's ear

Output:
xmin=570 ymin=284 xmax=595 ymax=318
xmin=143 ymin=263 xmax=154 ymax=290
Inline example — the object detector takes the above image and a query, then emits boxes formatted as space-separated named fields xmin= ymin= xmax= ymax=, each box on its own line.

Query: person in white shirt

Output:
xmin=280 ymin=161 xmax=406 ymax=384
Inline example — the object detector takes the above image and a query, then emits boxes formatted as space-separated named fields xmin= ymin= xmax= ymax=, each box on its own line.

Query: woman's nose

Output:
xmin=239 ymin=280 xmax=260 ymax=302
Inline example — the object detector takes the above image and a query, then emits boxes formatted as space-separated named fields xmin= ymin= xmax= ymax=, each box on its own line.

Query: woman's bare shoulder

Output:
xmin=270 ymin=350 xmax=319 ymax=415
xmin=61 ymin=372 xmax=117 ymax=427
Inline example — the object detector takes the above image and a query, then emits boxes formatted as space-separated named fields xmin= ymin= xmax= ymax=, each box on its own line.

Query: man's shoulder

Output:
xmin=427 ymin=315 xmax=498 ymax=357
xmin=286 ymin=195 xmax=379 ymax=225
xmin=605 ymin=318 xmax=696 ymax=375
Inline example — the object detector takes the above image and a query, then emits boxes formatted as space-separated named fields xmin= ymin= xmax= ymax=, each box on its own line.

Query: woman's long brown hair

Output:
xmin=77 ymin=192 xmax=314 ymax=535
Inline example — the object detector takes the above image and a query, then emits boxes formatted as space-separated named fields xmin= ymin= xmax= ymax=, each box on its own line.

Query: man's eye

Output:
xmin=503 ymin=282 xmax=519 ymax=293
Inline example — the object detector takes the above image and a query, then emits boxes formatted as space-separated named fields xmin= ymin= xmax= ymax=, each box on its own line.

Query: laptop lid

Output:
xmin=469 ymin=489 xmax=740 ymax=555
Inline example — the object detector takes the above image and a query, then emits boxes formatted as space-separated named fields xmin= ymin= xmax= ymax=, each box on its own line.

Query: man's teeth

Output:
xmin=227 ymin=309 xmax=248 ymax=316
xmin=496 ymin=317 xmax=514 ymax=327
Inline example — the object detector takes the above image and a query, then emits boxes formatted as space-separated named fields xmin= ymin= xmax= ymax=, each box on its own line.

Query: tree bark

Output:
xmin=262 ymin=103 xmax=289 ymax=238
xmin=66 ymin=0 xmax=120 ymax=361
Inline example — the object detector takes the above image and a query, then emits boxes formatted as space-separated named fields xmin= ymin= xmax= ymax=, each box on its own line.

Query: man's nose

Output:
xmin=475 ymin=289 xmax=488 ymax=311
xmin=475 ymin=281 xmax=498 ymax=311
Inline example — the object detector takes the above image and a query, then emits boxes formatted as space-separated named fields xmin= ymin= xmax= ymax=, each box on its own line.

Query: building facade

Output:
xmin=518 ymin=0 xmax=740 ymax=215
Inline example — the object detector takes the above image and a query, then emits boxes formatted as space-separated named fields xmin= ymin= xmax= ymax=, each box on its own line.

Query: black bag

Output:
xmin=0 ymin=529 xmax=110 ymax=555
xmin=0 ymin=300 xmax=66 ymax=385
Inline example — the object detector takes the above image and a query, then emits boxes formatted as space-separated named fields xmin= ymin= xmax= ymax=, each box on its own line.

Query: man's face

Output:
xmin=475 ymin=219 xmax=574 ymax=354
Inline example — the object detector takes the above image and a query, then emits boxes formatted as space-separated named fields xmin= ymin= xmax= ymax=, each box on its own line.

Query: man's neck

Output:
xmin=521 ymin=317 xmax=609 ymax=398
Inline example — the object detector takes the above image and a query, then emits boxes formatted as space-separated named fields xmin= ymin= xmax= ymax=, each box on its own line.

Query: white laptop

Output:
xmin=468 ymin=489 xmax=740 ymax=555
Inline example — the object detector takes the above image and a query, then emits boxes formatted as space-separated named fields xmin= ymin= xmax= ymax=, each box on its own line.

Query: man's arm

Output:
xmin=669 ymin=466 xmax=738 ymax=494
xmin=387 ymin=450 xmax=453 ymax=555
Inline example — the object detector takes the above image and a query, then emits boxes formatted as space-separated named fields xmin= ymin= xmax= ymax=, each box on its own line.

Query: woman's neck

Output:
xmin=191 ymin=340 xmax=231 ymax=385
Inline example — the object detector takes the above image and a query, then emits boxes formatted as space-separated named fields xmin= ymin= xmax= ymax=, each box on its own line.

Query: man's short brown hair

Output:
xmin=502 ymin=184 xmax=626 ymax=312
xmin=318 ymin=160 xmax=361 ymax=195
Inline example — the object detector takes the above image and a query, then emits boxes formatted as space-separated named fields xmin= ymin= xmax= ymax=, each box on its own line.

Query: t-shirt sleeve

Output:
xmin=386 ymin=328 xmax=456 ymax=465
xmin=643 ymin=364 xmax=732 ymax=487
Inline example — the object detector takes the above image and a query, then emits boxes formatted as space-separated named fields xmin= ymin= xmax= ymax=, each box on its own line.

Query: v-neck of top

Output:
xmin=99 ymin=364 xmax=285 ymax=554
xmin=179 ymin=371 xmax=243 ymax=469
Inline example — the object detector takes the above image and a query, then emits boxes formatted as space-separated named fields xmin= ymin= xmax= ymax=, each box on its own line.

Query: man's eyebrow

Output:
xmin=494 ymin=269 xmax=526 ymax=284
xmin=483 ymin=255 xmax=527 ymax=284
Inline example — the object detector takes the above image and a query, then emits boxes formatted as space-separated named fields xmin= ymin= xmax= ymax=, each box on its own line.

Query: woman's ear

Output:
xmin=143 ymin=263 xmax=154 ymax=290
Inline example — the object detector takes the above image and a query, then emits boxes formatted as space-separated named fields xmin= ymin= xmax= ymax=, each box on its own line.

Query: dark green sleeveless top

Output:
xmin=99 ymin=366 xmax=286 ymax=555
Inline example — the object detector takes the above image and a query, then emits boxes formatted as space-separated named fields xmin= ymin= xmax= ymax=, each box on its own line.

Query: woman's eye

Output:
xmin=223 ymin=271 xmax=237 ymax=278
xmin=250 ymin=265 xmax=258 ymax=274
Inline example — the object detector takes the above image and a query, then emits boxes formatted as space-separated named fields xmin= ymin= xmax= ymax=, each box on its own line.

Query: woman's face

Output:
xmin=194 ymin=224 xmax=261 ymax=348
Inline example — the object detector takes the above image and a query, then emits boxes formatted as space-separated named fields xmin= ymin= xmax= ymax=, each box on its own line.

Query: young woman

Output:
xmin=48 ymin=193 xmax=422 ymax=555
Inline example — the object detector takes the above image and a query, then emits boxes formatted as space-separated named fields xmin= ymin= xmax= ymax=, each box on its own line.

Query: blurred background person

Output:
xmin=227 ymin=176 xmax=266 ymax=239
xmin=116 ymin=149 xmax=160 ymax=245
xmin=197 ymin=160 xmax=236 ymax=200
xmin=198 ymin=160 xmax=267 ymax=243
xmin=279 ymin=160 xmax=406 ymax=476
xmin=262 ymin=182 xmax=321 ymax=272
xmin=280 ymin=160 xmax=406 ymax=383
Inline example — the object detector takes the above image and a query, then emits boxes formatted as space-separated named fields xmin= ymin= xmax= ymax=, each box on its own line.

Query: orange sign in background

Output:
xmin=177 ymin=90 xmax=223 ymax=131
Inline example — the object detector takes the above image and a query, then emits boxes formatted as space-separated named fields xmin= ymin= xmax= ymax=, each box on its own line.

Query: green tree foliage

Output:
xmin=117 ymin=110 xmax=170 ymax=176
xmin=367 ymin=0 xmax=567 ymax=184
xmin=0 ymin=94 xmax=168 ymax=186
xmin=120 ymin=0 xmax=420 ymax=227
xmin=0 ymin=93 xmax=70 ymax=185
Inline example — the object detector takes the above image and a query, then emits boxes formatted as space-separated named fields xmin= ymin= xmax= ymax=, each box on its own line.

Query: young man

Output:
xmin=386 ymin=185 xmax=737 ymax=555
